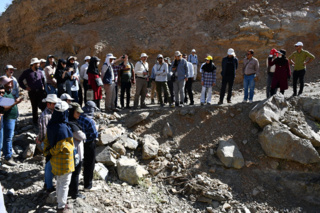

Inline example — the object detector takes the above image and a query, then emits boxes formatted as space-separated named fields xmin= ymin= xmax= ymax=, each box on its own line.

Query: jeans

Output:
xmin=201 ymin=87 xmax=212 ymax=103
xmin=120 ymin=82 xmax=131 ymax=108
xmin=243 ymin=74 xmax=255 ymax=101
xmin=166 ymin=80 xmax=174 ymax=103
xmin=71 ymin=90 xmax=79 ymax=103
xmin=0 ymin=118 xmax=3 ymax=159
xmin=3 ymin=119 xmax=16 ymax=160
xmin=293 ymin=69 xmax=306 ymax=96
xmin=173 ymin=80 xmax=185 ymax=104
xmin=219 ymin=76 xmax=234 ymax=102
xmin=184 ymin=78 xmax=194 ymax=104
xmin=69 ymin=161 xmax=82 ymax=196
xmin=114 ymin=84 xmax=118 ymax=108
xmin=45 ymin=84 xmax=57 ymax=95
xmin=56 ymin=172 xmax=72 ymax=209
xmin=45 ymin=161 xmax=54 ymax=190
xmin=83 ymin=141 xmax=96 ymax=189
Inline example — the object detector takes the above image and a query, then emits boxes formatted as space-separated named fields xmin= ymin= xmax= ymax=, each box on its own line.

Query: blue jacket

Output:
xmin=102 ymin=63 xmax=113 ymax=84
xmin=221 ymin=56 xmax=238 ymax=78
xmin=172 ymin=58 xmax=188 ymax=81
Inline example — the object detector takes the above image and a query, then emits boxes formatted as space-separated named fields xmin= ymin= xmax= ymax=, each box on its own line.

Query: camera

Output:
xmin=122 ymin=55 xmax=125 ymax=59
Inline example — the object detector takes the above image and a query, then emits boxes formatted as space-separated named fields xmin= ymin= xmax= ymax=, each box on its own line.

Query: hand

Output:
xmin=201 ymin=81 xmax=204 ymax=86
xmin=185 ymin=78 xmax=188 ymax=82
xmin=16 ymin=97 xmax=23 ymax=103
xmin=143 ymin=71 xmax=148 ymax=76
xmin=26 ymin=87 xmax=31 ymax=91
xmin=212 ymin=83 xmax=216 ymax=87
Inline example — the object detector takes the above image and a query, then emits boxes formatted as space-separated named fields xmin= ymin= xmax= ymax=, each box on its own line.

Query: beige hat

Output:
xmin=69 ymin=102 xmax=84 ymax=113
xmin=175 ymin=51 xmax=182 ymax=57
xmin=42 ymin=94 xmax=60 ymax=103
xmin=30 ymin=58 xmax=41 ymax=65
xmin=0 ymin=76 xmax=13 ymax=85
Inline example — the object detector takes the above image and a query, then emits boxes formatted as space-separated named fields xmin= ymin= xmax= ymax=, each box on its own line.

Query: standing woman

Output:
xmin=268 ymin=49 xmax=291 ymax=96
xmin=68 ymin=103 xmax=86 ymax=199
xmin=54 ymin=59 xmax=68 ymax=97
xmin=44 ymin=101 xmax=74 ymax=212
xmin=87 ymin=56 xmax=102 ymax=109
xmin=200 ymin=56 xmax=217 ymax=105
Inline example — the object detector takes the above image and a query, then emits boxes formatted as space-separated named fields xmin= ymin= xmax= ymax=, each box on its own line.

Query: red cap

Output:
xmin=269 ymin=49 xmax=278 ymax=57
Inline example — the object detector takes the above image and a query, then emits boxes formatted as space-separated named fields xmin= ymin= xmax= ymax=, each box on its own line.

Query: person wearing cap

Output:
xmin=36 ymin=94 xmax=59 ymax=192
xmin=242 ymin=49 xmax=259 ymax=103
xmin=80 ymin=56 xmax=91 ymax=104
xmin=200 ymin=56 xmax=216 ymax=105
xmin=133 ymin=53 xmax=149 ymax=109
xmin=188 ymin=49 xmax=198 ymax=81
xmin=182 ymin=54 xmax=194 ymax=105
xmin=3 ymin=65 xmax=19 ymax=99
xmin=288 ymin=41 xmax=315 ymax=96
xmin=44 ymin=101 xmax=74 ymax=212
xmin=66 ymin=56 xmax=80 ymax=103
xmin=44 ymin=55 xmax=57 ymax=95
xmin=118 ymin=55 xmax=135 ymax=109
xmin=87 ymin=56 xmax=102 ymax=109
xmin=77 ymin=101 xmax=99 ymax=191
xmin=101 ymin=53 xmax=122 ymax=112
xmin=54 ymin=59 xmax=69 ymax=97
xmin=0 ymin=76 xmax=23 ymax=166
xmin=153 ymin=54 xmax=173 ymax=107
xmin=68 ymin=102 xmax=86 ymax=199
xmin=268 ymin=49 xmax=291 ymax=96
xmin=266 ymin=49 xmax=278 ymax=98
xmin=172 ymin=51 xmax=189 ymax=107
xmin=60 ymin=93 xmax=74 ymax=104
xmin=218 ymin=48 xmax=239 ymax=104
xmin=18 ymin=57 xmax=46 ymax=125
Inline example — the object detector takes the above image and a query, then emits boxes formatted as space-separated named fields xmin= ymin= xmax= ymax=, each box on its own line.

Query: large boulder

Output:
xmin=112 ymin=141 xmax=126 ymax=156
xmin=117 ymin=157 xmax=148 ymax=185
xmin=298 ymin=97 xmax=320 ymax=121
xmin=249 ymin=94 xmax=289 ymax=128
xmin=259 ymin=122 xmax=320 ymax=164
xmin=125 ymin=112 xmax=149 ymax=128
xmin=216 ymin=139 xmax=244 ymax=169
xmin=98 ymin=125 xmax=125 ymax=146
xmin=96 ymin=146 xmax=117 ymax=166
xmin=142 ymin=135 xmax=159 ymax=160
xmin=94 ymin=163 xmax=109 ymax=181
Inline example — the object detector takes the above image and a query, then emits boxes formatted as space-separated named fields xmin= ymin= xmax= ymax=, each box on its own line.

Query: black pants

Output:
xmin=219 ymin=77 xmax=235 ymax=102
xmin=28 ymin=90 xmax=46 ymax=124
xmin=69 ymin=161 xmax=82 ymax=196
xmin=120 ymin=82 xmax=131 ymax=108
xmin=293 ymin=69 xmax=306 ymax=96
xmin=114 ymin=84 xmax=118 ymax=108
xmin=83 ymin=80 xmax=88 ymax=105
xmin=184 ymin=78 xmax=194 ymax=104
xmin=83 ymin=141 xmax=96 ymax=189
xmin=78 ymin=85 xmax=83 ymax=106
xmin=165 ymin=80 xmax=174 ymax=103
xmin=270 ymin=87 xmax=284 ymax=96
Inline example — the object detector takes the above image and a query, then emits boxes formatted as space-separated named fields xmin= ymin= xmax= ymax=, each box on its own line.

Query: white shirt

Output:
xmin=154 ymin=63 xmax=169 ymax=82
xmin=266 ymin=58 xmax=276 ymax=73
xmin=80 ymin=63 xmax=89 ymax=80
xmin=135 ymin=61 xmax=149 ymax=78
xmin=187 ymin=61 xmax=194 ymax=78
xmin=200 ymin=62 xmax=206 ymax=73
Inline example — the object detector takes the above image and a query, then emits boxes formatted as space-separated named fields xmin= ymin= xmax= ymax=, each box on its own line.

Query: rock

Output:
xmin=98 ymin=126 xmax=125 ymax=145
xmin=125 ymin=112 xmax=149 ymax=128
xmin=22 ymin=144 xmax=36 ymax=159
xmin=217 ymin=139 xmax=244 ymax=169
xmin=148 ymin=158 xmax=169 ymax=176
xmin=94 ymin=163 xmax=109 ymax=181
xmin=197 ymin=196 xmax=212 ymax=204
xmin=13 ymin=132 xmax=37 ymax=144
xmin=7 ymin=188 xmax=15 ymax=195
xmin=96 ymin=146 xmax=117 ymax=166
xmin=116 ymin=157 xmax=148 ymax=185
xmin=203 ymin=191 xmax=227 ymax=201
xmin=179 ymin=109 xmax=189 ymax=116
xmin=118 ymin=135 xmax=139 ymax=150
xmin=259 ymin=122 xmax=320 ymax=164
xmin=206 ymin=207 xmax=214 ymax=213
xmin=222 ymin=203 xmax=231 ymax=210
xmin=142 ymin=135 xmax=159 ymax=160
xmin=249 ymin=93 xmax=289 ymax=128
xmin=112 ymin=141 xmax=126 ymax=155
xmin=163 ymin=122 xmax=173 ymax=138
xmin=13 ymin=145 xmax=24 ymax=155
xmin=46 ymin=191 xmax=57 ymax=204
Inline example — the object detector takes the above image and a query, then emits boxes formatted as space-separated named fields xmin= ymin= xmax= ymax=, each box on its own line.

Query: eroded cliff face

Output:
xmin=0 ymin=0 xmax=319 ymax=79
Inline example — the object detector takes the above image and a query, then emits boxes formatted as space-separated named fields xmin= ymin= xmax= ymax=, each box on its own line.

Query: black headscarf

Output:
xmin=54 ymin=59 xmax=67 ymax=84
xmin=202 ymin=61 xmax=216 ymax=72
xmin=87 ymin=56 xmax=100 ymax=75
xmin=68 ymin=107 xmax=82 ymax=132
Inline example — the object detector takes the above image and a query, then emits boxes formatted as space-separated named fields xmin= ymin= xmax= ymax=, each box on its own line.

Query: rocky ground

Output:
xmin=1 ymin=80 xmax=320 ymax=213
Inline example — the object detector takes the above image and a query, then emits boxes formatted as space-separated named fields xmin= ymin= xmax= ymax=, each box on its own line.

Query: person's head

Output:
xmin=227 ymin=48 xmax=236 ymax=58
xmin=105 ymin=53 xmax=116 ymax=66
xmin=40 ymin=59 xmax=46 ymax=69
xmin=140 ymin=53 xmax=148 ymax=62
xmin=69 ymin=102 xmax=84 ymax=120
xmin=48 ymin=55 xmax=55 ymax=65
xmin=191 ymin=49 xmax=196 ymax=56
xmin=68 ymin=56 xmax=77 ymax=65
xmin=42 ymin=94 xmax=59 ymax=110
xmin=89 ymin=56 xmax=101 ymax=67
xmin=277 ymin=49 xmax=286 ymax=58
xmin=60 ymin=93 xmax=74 ymax=104
xmin=182 ymin=54 xmax=188 ymax=60
xmin=0 ymin=85 xmax=5 ymax=97
xmin=205 ymin=56 xmax=213 ymax=64
xmin=0 ymin=76 xmax=13 ymax=92
xmin=174 ymin=51 xmax=182 ymax=60
xmin=295 ymin=42 xmax=303 ymax=52
xmin=84 ymin=56 xmax=91 ymax=64
xmin=57 ymin=59 xmax=67 ymax=70
xmin=5 ymin=65 xmax=17 ymax=77
xmin=30 ymin=58 xmax=40 ymax=70
xmin=82 ymin=101 xmax=100 ymax=118
xmin=246 ymin=49 xmax=254 ymax=59
xmin=157 ymin=54 xmax=163 ymax=63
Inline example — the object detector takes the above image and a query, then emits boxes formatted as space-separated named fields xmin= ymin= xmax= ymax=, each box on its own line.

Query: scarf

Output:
xmin=202 ymin=61 xmax=216 ymax=72
xmin=273 ymin=56 xmax=288 ymax=66
xmin=68 ymin=108 xmax=82 ymax=132
xmin=87 ymin=56 xmax=100 ymax=75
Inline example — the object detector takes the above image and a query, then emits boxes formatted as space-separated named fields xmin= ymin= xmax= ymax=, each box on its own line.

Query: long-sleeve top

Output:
xmin=154 ymin=63 xmax=169 ymax=82
xmin=80 ymin=63 xmax=89 ymax=81
xmin=77 ymin=115 xmax=98 ymax=142
xmin=101 ymin=63 xmax=114 ymax=84
xmin=187 ymin=61 xmax=194 ymax=78
xmin=221 ymin=56 xmax=238 ymax=78
xmin=288 ymin=49 xmax=315 ymax=71
xmin=243 ymin=57 xmax=259 ymax=76
xmin=38 ymin=107 xmax=53 ymax=142
xmin=172 ymin=58 xmax=188 ymax=81
xmin=201 ymin=63 xmax=217 ymax=88
xmin=44 ymin=65 xmax=57 ymax=86
xmin=135 ymin=61 xmax=149 ymax=78
xmin=2 ymin=75 xmax=19 ymax=99
xmin=18 ymin=68 xmax=45 ymax=91
xmin=188 ymin=54 xmax=198 ymax=65
xmin=73 ymin=130 xmax=86 ymax=162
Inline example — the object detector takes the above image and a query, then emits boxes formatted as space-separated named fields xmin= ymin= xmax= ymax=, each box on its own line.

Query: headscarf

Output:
xmin=87 ymin=56 xmax=100 ymax=75
xmin=68 ymin=107 xmax=82 ymax=132
xmin=273 ymin=49 xmax=288 ymax=66
xmin=202 ymin=60 xmax=216 ymax=72
xmin=47 ymin=102 xmax=73 ymax=147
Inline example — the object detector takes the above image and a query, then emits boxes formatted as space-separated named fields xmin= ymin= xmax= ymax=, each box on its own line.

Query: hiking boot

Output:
xmin=189 ymin=102 xmax=194 ymax=106
xmin=227 ymin=100 xmax=232 ymax=103
xmin=3 ymin=158 xmax=16 ymax=166
xmin=151 ymin=99 xmax=155 ymax=104
xmin=242 ymin=99 xmax=248 ymax=103
xmin=218 ymin=101 xmax=223 ymax=105
xmin=201 ymin=103 xmax=205 ymax=106
xmin=249 ymin=100 xmax=253 ymax=103
xmin=71 ymin=193 xmax=86 ymax=199
xmin=207 ymin=103 xmax=211 ymax=105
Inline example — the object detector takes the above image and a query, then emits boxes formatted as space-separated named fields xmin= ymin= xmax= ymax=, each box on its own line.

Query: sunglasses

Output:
xmin=0 ymin=91 xmax=5 ymax=94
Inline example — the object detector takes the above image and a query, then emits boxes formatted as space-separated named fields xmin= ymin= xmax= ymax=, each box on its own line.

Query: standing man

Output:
xmin=44 ymin=55 xmax=57 ymax=95
xmin=172 ymin=51 xmax=188 ymax=107
xmin=188 ymin=49 xmax=198 ymax=81
xmin=242 ymin=49 xmax=259 ymax=103
xmin=134 ymin=53 xmax=149 ymax=109
xmin=4 ymin=65 xmax=19 ymax=99
xmin=80 ymin=56 xmax=91 ymax=105
xmin=288 ymin=41 xmax=315 ymax=96
xmin=183 ymin=54 xmax=194 ymax=105
xmin=18 ymin=58 xmax=46 ymax=125
xmin=218 ymin=48 xmax=238 ymax=104
xmin=118 ymin=55 xmax=135 ymax=109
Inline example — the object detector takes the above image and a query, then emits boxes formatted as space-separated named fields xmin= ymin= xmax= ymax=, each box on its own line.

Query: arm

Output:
xmin=49 ymin=139 xmax=66 ymax=156
xmin=255 ymin=59 xmax=260 ymax=77
xmin=305 ymin=51 xmax=315 ymax=65
xmin=101 ymin=64 xmax=107 ymax=82
xmin=184 ymin=60 xmax=188 ymax=79
xmin=131 ymin=63 xmax=135 ymax=83
xmin=213 ymin=65 xmax=217 ymax=84
xmin=73 ymin=130 xmax=86 ymax=141
xmin=38 ymin=115 xmax=46 ymax=142
xmin=18 ymin=71 xmax=27 ymax=90
xmin=3 ymin=97 xmax=22 ymax=111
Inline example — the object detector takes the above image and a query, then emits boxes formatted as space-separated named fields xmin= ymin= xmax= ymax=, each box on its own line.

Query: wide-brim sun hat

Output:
xmin=227 ymin=48 xmax=236 ymax=56
xmin=0 ymin=76 xmax=13 ymax=85
xmin=54 ymin=101 xmax=69 ymax=112
xmin=42 ymin=94 xmax=60 ymax=103
xmin=106 ymin=53 xmax=117 ymax=59
xmin=5 ymin=65 xmax=17 ymax=70
xmin=30 ymin=58 xmax=41 ymax=65
xmin=140 ymin=53 xmax=148 ymax=58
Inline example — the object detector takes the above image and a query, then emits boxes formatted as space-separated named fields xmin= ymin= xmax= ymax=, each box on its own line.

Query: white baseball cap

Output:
xmin=295 ymin=42 xmax=303 ymax=47
xmin=60 ymin=93 xmax=74 ymax=101
xmin=30 ymin=58 xmax=41 ymax=65
xmin=140 ymin=53 xmax=148 ymax=58
xmin=227 ymin=48 xmax=236 ymax=56
xmin=42 ymin=94 xmax=60 ymax=103
xmin=157 ymin=54 xmax=163 ymax=59
xmin=40 ymin=59 xmax=46 ymax=63
xmin=5 ymin=65 xmax=17 ymax=70
xmin=191 ymin=49 xmax=196 ymax=53
xmin=54 ymin=101 xmax=69 ymax=112
xmin=84 ymin=56 xmax=91 ymax=61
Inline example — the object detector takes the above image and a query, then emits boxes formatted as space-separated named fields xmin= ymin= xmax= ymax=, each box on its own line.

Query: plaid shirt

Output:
xmin=77 ymin=115 xmax=98 ymax=142
xmin=112 ymin=65 xmax=122 ymax=83
xmin=201 ymin=70 xmax=216 ymax=88
xmin=38 ymin=107 xmax=53 ymax=142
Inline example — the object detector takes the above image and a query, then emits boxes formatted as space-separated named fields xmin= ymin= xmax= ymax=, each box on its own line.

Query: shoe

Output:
xmin=201 ymin=103 xmax=204 ymax=106
xmin=207 ymin=103 xmax=211 ymax=105
xmin=57 ymin=204 xmax=73 ymax=213
xmin=151 ymin=99 xmax=155 ymax=104
xmin=46 ymin=187 xmax=56 ymax=193
xmin=292 ymin=93 xmax=297 ymax=97
xmin=175 ymin=102 xmax=179 ymax=107
xmin=72 ymin=193 xmax=86 ymax=199
xmin=179 ymin=104 xmax=184 ymax=108
xmin=170 ymin=104 xmax=175 ymax=108
xmin=3 ymin=158 xmax=16 ymax=166
xmin=189 ymin=102 xmax=194 ymax=106
xmin=218 ymin=101 xmax=223 ymax=105
xmin=227 ymin=100 xmax=232 ymax=103
xmin=249 ymin=100 xmax=253 ymax=103
xmin=84 ymin=186 xmax=99 ymax=192
xmin=242 ymin=99 xmax=248 ymax=103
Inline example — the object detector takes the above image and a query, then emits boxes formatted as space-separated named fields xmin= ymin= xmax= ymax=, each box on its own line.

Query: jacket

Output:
xmin=221 ymin=56 xmax=238 ymax=78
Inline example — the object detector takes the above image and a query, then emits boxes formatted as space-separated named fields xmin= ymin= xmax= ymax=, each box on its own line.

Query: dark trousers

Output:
xmin=114 ymin=84 xmax=118 ymax=108
xmin=219 ymin=77 xmax=235 ymax=103
xmin=184 ymin=78 xmax=194 ymax=104
xmin=120 ymin=82 xmax=131 ymax=108
xmin=293 ymin=69 xmax=306 ymax=95
xmin=83 ymin=80 xmax=89 ymax=105
xmin=69 ymin=161 xmax=82 ymax=196
xmin=165 ymin=80 xmax=174 ymax=103
xmin=78 ymin=85 xmax=83 ymax=106
xmin=271 ymin=87 xmax=284 ymax=96
xmin=83 ymin=141 xmax=96 ymax=189
xmin=28 ymin=90 xmax=46 ymax=124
